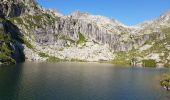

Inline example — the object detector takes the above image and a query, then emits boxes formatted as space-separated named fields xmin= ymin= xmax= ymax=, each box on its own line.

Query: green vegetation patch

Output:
xmin=9 ymin=17 xmax=23 ymax=24
xmin=0 ymin=19 xmax=26 ymax=65
xmin=38 ymin=52 xmax=49 ymax=58
xmin=0 ymin=43 xmax=11 ymax=55
xmin=160 ymin=73 xmax=170 ymax=91
xmin=0 ymin=53 xmax=16 ymax=65
xmin=76 ymin=32 xmax=87 ymax=45
xmin=162 ymin=27 xmax=170 ymax=44
xmin=38 ymin=52 xmax=62 ymax=62
xmin=0 ymin=33 xmax=4 ymax=40
xmin=59 ymin=34 xmax=75 ymax=43
xmin=70 ymin=58 xmax=84 ymax=62
xmin=109 ymin=59 xmax=130 ymax=65
xmin=10 ymin=13 xmax=57 ymax=30
xmin=142 ymin=59 xmax=156 ymax=67
xmin=30 ymin=13 xmax=56 ymax=27
xmin=117 ymin=48 xmax=142 ymax=59
xmin=58 ymin=48 xmax=64 ymax=51
xmin=0 ymin=25 xmax=15 ymax=65
xmin=0 ymin=38 xmax=16 ymax=65
xmin=47 ymin=56 xmax=62 ymax=62
xmin=23 ymin=37 xmax=34 ymax=50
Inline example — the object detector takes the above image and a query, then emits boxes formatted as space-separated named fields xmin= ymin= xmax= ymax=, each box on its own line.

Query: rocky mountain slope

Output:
xmin=0 ymin=0 xmax=170 ymax=67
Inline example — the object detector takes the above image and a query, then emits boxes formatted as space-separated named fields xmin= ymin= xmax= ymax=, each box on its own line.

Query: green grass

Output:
xmin=47 ymin=56 xmax=62 ymax=62
xmin=98 ymin=59 xmax=130 ymax=66
xmin=142 ymin=59 xmax=156 ymax=67
xmin=9 ymin=17 xmax=23 ymax=24
xmin=38 ymin=52 xmax=49 ymax=58
xmin=109 ymin=49 xmax=137 ymax=66
xmin=109 ymin=60 xmax=130 ymax=65
xmin=38 ymin=52 xmax=62 ymax=62
xmin=23 ymin=38 xmax=34 ymax=50
xmin=113 ymin=48 xmax=142 ymax=62
xmin=70 ymin=59 xmax=84 ymax=62
xmin=76 ymin=32 xmax=87 ymax=45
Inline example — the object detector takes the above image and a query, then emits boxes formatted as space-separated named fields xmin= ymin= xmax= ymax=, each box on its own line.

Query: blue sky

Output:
xmin=37 ymin=0 xmax=170 ymax=26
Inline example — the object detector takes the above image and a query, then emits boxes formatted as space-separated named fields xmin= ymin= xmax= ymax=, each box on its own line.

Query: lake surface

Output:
xmin=0 ymin=62 xmax=170 ymax=100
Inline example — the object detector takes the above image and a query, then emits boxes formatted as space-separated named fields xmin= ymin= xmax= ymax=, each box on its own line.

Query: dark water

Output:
xmin=0 ymin=62 xmax=170 ymax=100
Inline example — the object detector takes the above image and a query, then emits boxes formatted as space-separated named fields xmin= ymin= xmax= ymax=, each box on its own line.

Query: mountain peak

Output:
xmin=160 ymin=9 xmax=170 ymax=19
xmin=71 ymin=10 xmax=89 ymax=17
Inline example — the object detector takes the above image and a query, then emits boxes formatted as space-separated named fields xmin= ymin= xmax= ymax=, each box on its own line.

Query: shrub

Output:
xmin=160 ymin=73 xmax=170 ymax=91
xmin=0 ymin=53 xmax=16 ymax=65
xmin=164 ymin=63 xmax=170 ymax=68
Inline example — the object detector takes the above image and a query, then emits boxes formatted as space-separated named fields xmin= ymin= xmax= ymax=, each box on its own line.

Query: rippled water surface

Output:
xmin=0 ymin=62 xmax=170 ymax=100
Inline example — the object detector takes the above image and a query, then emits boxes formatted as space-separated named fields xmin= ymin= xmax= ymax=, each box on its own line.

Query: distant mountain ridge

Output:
xmin=0 ymin=0 xmax=170 ymax=67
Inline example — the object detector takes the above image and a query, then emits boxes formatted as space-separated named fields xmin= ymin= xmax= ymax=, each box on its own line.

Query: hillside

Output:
xmin=0 ymin=0 xmax=170 ymax=67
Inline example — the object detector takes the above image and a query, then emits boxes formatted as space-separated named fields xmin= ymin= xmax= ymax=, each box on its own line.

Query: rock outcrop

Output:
xmin=0 ymin=0 xmax=38 ymax=18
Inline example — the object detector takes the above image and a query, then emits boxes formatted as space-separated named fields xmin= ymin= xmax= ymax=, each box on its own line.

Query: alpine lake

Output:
xmin=0 ymin=62 xmax=170 ymax=100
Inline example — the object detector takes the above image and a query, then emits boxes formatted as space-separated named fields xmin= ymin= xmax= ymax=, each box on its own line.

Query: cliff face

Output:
xmin=0 ymin=0 xmax=38 ymax=18
xmin=0 ymin=0 xmax=170 ymax=67
xmin=0 ymin=0 xmax=33 ymax=64
xmin=56 ymin=13 xmax=165 ymax=52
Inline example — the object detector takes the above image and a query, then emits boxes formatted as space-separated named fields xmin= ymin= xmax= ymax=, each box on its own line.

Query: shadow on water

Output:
xmin=0 ymin=64 xmax=23 ymax=100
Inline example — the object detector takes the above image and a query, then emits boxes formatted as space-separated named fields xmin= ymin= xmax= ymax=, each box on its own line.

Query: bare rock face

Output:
xmin=53 ymin=12 xmax=166 ymax=51
xmin=0 ymin=0 xmax=38 ymax=18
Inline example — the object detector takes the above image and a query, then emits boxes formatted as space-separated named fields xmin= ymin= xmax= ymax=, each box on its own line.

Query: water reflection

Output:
xmin=0 ymin=64 xmax=23 ymax=100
